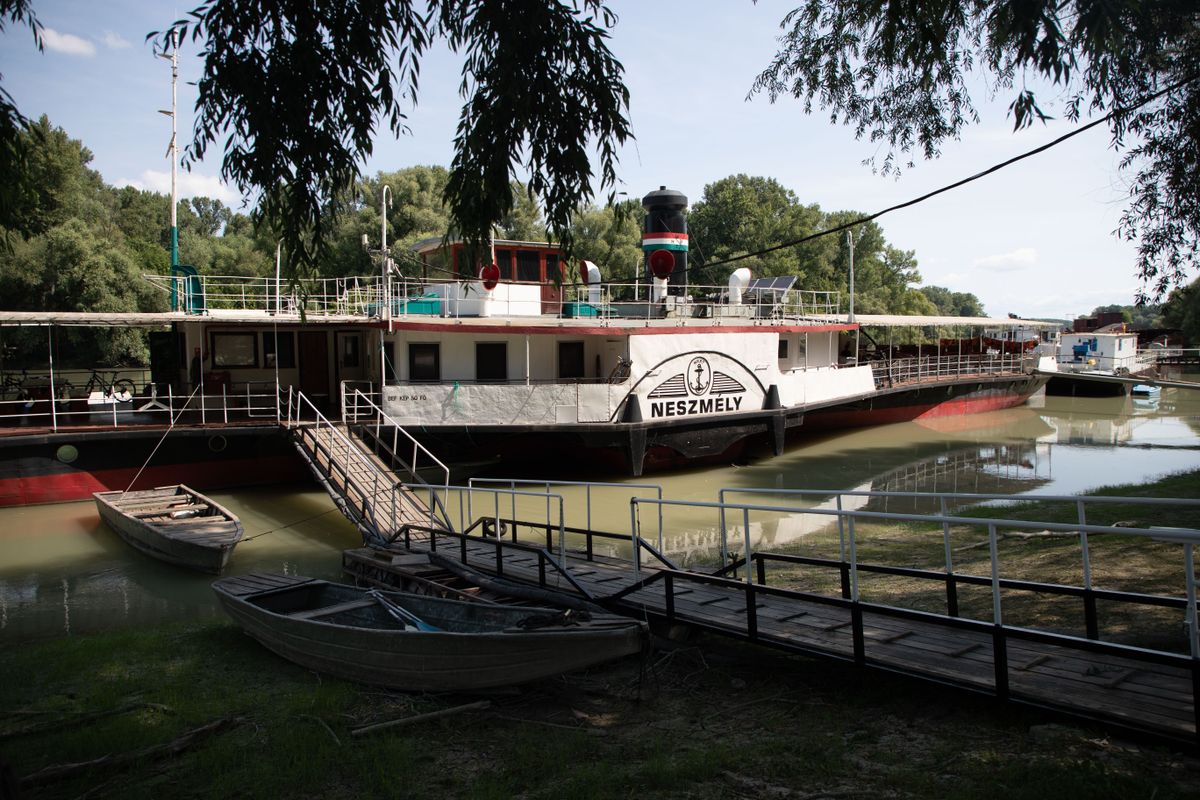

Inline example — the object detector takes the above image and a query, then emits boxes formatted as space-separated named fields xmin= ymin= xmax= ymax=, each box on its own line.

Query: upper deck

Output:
xmin=134 ymin=272 xmax=1059 ymax=335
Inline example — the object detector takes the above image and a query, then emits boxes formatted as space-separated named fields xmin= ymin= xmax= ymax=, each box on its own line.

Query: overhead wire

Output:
xmin=695 ymin=74 xmax=1200 ymax=274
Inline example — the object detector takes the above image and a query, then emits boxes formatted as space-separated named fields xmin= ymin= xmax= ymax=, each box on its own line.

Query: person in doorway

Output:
xmin=189 ymin=347 xmax=206 ymax=392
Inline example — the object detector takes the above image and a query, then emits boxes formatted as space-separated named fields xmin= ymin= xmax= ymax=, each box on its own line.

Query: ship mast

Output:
xmin=157 ymin=32 xmax=179 ymax=268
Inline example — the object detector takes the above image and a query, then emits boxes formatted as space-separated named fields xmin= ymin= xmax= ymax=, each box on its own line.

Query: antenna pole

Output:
xmin=157 ymin=32 xmax=180 ymax=269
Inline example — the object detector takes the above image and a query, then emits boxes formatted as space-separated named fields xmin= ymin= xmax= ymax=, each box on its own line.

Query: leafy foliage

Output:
xmin=751 ymin=1 xmax=1200 ymax=298
xmin=152 ymin=0 xmax=630 ymax=286
xmin=920 ymin=286 xmax=986 ymax=317
xmin=1085 ymin=303 xmax=1165 ymax=329
xmin=569 ymin=198 xmax=643 ymax=283
xmin=0 ymin=0 xmax=41 ymax=245
xmin=0 ymin=119 xmax=270 ymax=366
xmin=1159 ymin=282 xmax=1199 ymax=344
xmin=689 ymin=175 xmax=932 ymax=312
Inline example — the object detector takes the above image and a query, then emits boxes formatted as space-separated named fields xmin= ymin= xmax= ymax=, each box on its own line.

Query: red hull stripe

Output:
xmin=0 ymin=455 xmax=308 ymax=507
xmin=808 ymin=390 xmax=1029 ymax=430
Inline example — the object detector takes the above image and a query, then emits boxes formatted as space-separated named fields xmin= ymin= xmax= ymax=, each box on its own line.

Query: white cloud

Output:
xmin=972 ymin=247 xmax=1038 ymax=272
xmin=115 ymin=170 xmax=241 ymax=205
xmin=42 ymin=28 xmax=96 ymax=57
xmin=102 ymin=31 xmax=132 ymax=50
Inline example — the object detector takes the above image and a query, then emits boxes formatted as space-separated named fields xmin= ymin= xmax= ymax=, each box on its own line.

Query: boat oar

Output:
xmin=366 ymin=590 xmax=440 ymax=632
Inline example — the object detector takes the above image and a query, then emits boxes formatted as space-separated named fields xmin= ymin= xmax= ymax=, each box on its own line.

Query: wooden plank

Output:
xmin=289 ymin=598 xmax=378 ymax=620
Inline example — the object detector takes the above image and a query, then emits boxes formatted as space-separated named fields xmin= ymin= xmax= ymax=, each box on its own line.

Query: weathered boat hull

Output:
xmin=213 ymin=575 xmax=647 ymax=691
xmin=94 ymin=485 xmax=244 ymax=573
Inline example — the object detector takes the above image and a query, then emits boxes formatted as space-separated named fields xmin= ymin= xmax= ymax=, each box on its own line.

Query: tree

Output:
xmin=153 ymin=0 xmax=631 ymax=286
xmin=689 ymin=175 xmax=822 ymax=283
xmin=497 ymin=184 xmax=545 ymax=243
xmin=688 ymin=176 xmax=935 ymax=314
xmin=569 ymin=199 xmax=642 ymax=283
xmin=1090 ymin=303 xmax=1164 ymax=329
xmin=5 ymin=116 xmax=107 ymax=237
xmin=183 ymin=196 xmax=232 ymax=237
xmin=751 ymin=1 xmax=1200 ymax=299
xmin=0 ymin=0 xmax=41 ymax=244
xmin=920 ymin=286 xmax=986 ymax=317
xmin=1162 ymin=278 xmax=1200 ymax=345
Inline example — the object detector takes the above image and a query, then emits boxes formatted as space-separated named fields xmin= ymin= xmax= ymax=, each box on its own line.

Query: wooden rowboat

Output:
xmin=93 ymin=485 xmax=244 ymax=574
xmin=212 ymin=573 xmax=648 ymax=691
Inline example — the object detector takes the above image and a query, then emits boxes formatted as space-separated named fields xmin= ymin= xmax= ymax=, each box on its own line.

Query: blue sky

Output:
xmin=0 ymin=0 xmax=1163 ymax=319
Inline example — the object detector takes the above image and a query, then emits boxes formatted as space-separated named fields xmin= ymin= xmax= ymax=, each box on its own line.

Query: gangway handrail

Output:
xmin=467 ymin=477 xmax=666 ymax=551
xmin=717 ymin=486 xmax=1200 ymax=614
xmin=287 ymin=388 xmax=395 ymax=542
xmin=404 ymin=482 xmax=569 ymax=568
xmin=340 ymin=384 xmax=450 ymax=489
xmin=388 ymin=521 xmax=598 ymax=603
xmin=628 ymin=494 xmax=1200 ymax=659
xmin=283 ymin=387 xmax=449 ymax=538
xmin=339 ymin=385 xmax=453 ymax=528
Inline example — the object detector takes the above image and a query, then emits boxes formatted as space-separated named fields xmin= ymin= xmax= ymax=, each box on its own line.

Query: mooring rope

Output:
xmin=120 ymin=385 xmax=201 ymax=496
xmin=239 ymin=506 xmax=344 ymax=543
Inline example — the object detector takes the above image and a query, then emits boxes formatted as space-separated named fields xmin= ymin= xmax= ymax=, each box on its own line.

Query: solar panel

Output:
xmin=740 ymin=276 xmax=796 ymax=318
xmin=747 ymin=276 xmax=797 ymax=292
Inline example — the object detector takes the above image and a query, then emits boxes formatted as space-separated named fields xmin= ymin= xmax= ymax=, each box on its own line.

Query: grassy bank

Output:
xmin=2 ymin=618 xmax=1199 ymax=799
xmin=4 ymin=470 xmax=1200 ymax=799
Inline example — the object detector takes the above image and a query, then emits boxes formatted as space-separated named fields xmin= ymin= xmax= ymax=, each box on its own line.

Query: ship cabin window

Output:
xmin=494 ymin=248 xmax=514 ymax=280
xmin=262 ymin=331 xmax=295 ymax=368
xmin=340 ymin=334 xmax=361 ymax=368
xmin=211 ymin=332 xmax=257 ymax=368
xmin=796 ymin=335 xmax=807 ymax=367
xmin=516 ymin=250 xmax=541 ymax=282
xmin=778 ymin=339 xmax=788 ymax=360
xmin=558 ymin=341 xmax=585 ymax=380
xmin=409 ymin=343 xmax=440 ymax=382
xmin=545 ymin=253 xmax=559 ymax=281
xmin=475 ymin=342 xmax=507 ymax=381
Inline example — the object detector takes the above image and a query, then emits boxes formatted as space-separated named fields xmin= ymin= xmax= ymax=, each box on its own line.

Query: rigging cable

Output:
xmin=121 ymin=384 xmax=201 ymax=495
xmin=696 ymin=74 xmax=1200 ymax=273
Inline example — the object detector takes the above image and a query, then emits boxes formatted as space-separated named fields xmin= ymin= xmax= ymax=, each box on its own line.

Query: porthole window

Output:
xmin=55 ymin=444 xmax=78 ymax=463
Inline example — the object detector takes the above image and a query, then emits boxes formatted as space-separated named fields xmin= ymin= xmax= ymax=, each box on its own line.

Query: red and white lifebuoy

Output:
xmin=479 ymin=262 xmax=500 ymax=291
xmin=648 ymin=248 xmax=674 ymax=279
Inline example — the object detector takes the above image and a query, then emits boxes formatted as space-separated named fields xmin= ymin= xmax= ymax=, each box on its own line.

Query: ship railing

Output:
xmin=339 ymin=382 xmax=451 ymax=492
xmin=869 ymin=352 xmax=1032 ymax=388
xmin=0 ymin=378 xmax=286 ymax=431
xmin=560 ymin=282 xmax=841 ymax=322
xmin=145 ymin=273 xmax=397 ymax=317
xmin=1135 ymin=347 xmax=1196 ymax=368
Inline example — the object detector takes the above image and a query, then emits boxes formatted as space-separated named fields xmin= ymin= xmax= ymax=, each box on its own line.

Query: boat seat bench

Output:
xmin=288 ymin=598 xmax=379 ymax=620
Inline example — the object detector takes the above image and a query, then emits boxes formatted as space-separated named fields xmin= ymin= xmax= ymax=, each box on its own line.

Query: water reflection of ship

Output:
xmin=661 ymin=438 xmax=1055 ymax=567
xmin=0 ymin=490 xmax=355 ymax=641
xmin=1036 ymin=394 xmax=1150 ymax=446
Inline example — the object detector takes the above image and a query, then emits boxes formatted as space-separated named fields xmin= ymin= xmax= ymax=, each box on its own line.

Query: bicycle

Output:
xmin=0 ymin=369 xmax=32 ymax=405
xmin=60 ymin=368 xmax=136 ymax=403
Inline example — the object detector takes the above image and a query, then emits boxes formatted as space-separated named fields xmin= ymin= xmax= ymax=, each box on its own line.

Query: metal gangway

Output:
xmin=354 ymin=480 xmax=1200 ymax=746
xmin=281 ymin=387 xmax=452 ymax=543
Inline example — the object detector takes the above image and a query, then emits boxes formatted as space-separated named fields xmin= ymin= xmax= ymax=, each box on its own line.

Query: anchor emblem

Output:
xmin=687 ymin=357 xmax=711 ymax=396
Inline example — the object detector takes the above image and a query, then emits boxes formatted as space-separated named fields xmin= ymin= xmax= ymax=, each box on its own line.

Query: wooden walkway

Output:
xmin=291 ymin=422 xmax=442 ymax=541
xmin=346 ymin=526 xmax=1198 ymax=746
